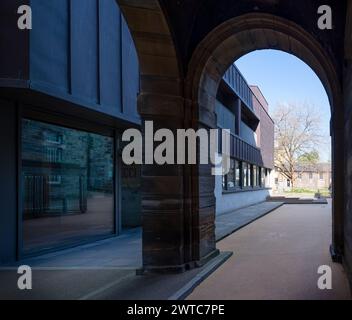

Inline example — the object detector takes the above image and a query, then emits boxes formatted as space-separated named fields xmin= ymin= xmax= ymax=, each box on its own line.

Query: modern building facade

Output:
xmin=215 ymin=65 xmax=274 ymax=215
xmin=0 ymin=0 xmax=141 ymax=262
xmin=2 ymin=0 xmax=352 ymax=290
xmin=0 ymin=0 xmax=276 ymax=265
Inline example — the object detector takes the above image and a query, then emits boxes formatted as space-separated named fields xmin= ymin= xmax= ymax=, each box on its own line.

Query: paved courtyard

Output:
xmin=2 ymin=201 xmax=350 ymax=299
xmin=188 ymin=201 xmax=351 ymax=300
xmin=10 ymin=201 xmax=279 ymax=270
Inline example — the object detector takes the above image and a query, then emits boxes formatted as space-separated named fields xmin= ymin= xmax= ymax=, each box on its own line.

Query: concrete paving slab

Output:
xmin=3 ymin=201 xmax=278 ymax=271
xmin=0 ymin=252 xmax=232 ymax=300
xmin=7 ymin=227 xmax=142 ymax=269
xmin=189 ymin=201 xmax=352 ymax=300
xmin=216 ymin=201 xmax=284 ymax=241
xmin=0 ymin=268 xmax=135 ymax=300
xmin=5 ymin=200 xmax=332 ymax=300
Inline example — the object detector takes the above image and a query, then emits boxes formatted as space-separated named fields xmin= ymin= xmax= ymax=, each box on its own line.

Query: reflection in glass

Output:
xmin=22 ymin=119 xmax=114 ymax=254
xmin=121 ymin=163 xmax=141 ymax=229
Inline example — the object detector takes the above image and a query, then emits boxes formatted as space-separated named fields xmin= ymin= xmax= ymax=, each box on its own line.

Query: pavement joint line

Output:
xmin=167 ymin=251 xmax=233 ymax=300
xmin=78 ymin=272 xmax=136 ymax=300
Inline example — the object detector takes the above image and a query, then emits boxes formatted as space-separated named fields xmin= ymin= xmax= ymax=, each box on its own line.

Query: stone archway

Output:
xmin=117 ymin=1 xmax=345 ymax=273
xmin=185 ymin=13 xmax=345 ymax=261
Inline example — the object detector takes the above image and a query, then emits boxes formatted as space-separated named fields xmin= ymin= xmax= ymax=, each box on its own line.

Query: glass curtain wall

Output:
xmin=21 ymin=119 xmax=114 ymax=254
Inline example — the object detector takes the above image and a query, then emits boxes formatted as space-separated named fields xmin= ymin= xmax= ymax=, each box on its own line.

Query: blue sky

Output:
xmin=235 ymin=49 xmax=331 ymax=162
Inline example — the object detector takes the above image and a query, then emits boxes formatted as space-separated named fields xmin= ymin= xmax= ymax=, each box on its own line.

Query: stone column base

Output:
xmin=330 ymin=244 xmax=343 ymax=263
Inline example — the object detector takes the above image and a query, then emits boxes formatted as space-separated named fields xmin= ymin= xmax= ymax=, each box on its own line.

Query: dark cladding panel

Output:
xmin=121 ymin=15 xmax=139 ymax=118
xmin=71 ymin=0 xmax=99 ymax=103
xmin=99 ymin=0 xmax=122 ymax=111
xmin=30 ymin=0 xmax=69 ymax=92
xmin=17 ymin=0 xmax=140 ymax=124
xmin=0 ymin=0 xmax=29 ymax=81
xmin=0 ymin=101 xmax=17 ymax=264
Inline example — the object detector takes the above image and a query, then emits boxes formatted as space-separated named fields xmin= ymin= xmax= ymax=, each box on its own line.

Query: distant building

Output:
xmin=273 ymin=163 xmax=332 ymax=192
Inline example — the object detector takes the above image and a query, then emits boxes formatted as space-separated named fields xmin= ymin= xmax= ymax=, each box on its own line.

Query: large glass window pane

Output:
xmin=121 ymin=163 xmax=141 ymax=229
xmin=235 ymin=160 xmax=241 ymax=187
xmin=226 ymin=159 xmax=235 ymax=189
xmin=243 ymin=162 xmax=248 ymax=187
xmin=222 ymin=174 xmax=227 ymax=190
xmin=22 ymin=119 xmax=114 ymax=254
xmin=253 ymin=165 xmax=257 ymax=187
xmin=249 ymin=164 xmax=252 ymax=187
xmin=261 ymin=168 xmax=265 ymax=187
xmin=266 ymin=169 xmax=271 ymax=187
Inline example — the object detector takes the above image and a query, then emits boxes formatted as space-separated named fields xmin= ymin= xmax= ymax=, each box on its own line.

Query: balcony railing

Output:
xmin=223 ymin=64 xmax=254 ymax=110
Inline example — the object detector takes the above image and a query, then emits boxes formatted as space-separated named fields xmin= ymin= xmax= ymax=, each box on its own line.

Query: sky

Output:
xmin=235 ymin=49 xmax=331 ymax=162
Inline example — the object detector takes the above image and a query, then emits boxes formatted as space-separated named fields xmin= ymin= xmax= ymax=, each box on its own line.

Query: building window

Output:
xmin=44 ymin=130 xmax=63 ymax=144
xmin=309 ymin=172 xmax=313 ymax=179
xmin=243 ymin=162 xmax=250 ymax=188
xmin=319 ymin=172 xmax=324 ymax=180
xmin=249 ymin=164 xmax=252 ymax=187
xmin=252 ymin=165 xmax=256 ymax=187
xmin=235 ymin=160 xmax=241 ymax=188
xmin=44 ymin=146 xmax=63 ymax=163
xmin=226 ymin=159 xmax=235 ymax=189
xmin=121 ymin=163 xmax=141 ymax=229
xmin=243 ymin=162 xmax=247 ymax=187
xmin=21 ymin=119 xmax=114 ymax=254
xmin=48 ymin=175 xmax=62 ymax=185
xmin=266 ymin=169 xmax=271 ymax=187
xmin=222 ymin=174 xmax=226 ymax=190
xmin=260 ymin=168 xmax=264 ymax=186
xmin=253 ymin=166 xmax=260 ymax=187
xmin=223 ymin=159 xmax=242 ymax=191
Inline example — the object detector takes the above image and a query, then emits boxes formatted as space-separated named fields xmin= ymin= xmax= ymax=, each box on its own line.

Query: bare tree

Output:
xmin=273 ymin=103 xmax=323 ymax=189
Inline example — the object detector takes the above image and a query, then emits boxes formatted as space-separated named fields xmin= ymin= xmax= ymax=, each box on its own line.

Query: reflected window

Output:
xmin=22 ymin=119 xmax=114 ymax=254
